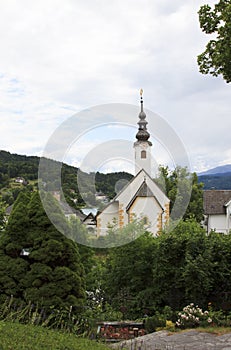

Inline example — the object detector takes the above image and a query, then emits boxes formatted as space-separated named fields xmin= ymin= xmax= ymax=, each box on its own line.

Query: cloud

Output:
xmin=0 ymin=0 xmax=230 ymax=173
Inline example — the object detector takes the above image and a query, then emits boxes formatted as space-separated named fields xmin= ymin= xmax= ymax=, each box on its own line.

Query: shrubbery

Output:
xmin=144 ymin=315 xmax=166 ymax=333
xmin=176 ymin=303 xmax=212 ymax=329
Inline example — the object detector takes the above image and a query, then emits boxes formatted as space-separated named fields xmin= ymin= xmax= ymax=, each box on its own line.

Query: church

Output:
xmin=96 ymin=91 xmax=170 ymax=236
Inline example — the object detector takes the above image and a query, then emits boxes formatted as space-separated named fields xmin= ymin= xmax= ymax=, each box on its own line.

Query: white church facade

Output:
xmin=96 ymin=92 xmax=170 ymax=236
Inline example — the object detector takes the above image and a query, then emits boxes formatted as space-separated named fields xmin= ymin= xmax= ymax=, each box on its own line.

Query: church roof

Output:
xmin=203 ymin=190 xmax=231 ymax=215
xmin=126 ymin=180 xmax=163 ymax=212
xmin=134 ymin=180 xmax=154 ymax=197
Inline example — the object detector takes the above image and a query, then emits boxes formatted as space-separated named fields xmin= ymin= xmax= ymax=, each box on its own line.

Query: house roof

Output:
xmin=203 ymin=190 xmax=231 ymax=215
xmin=82 ymin=212 xmax=96 ymax=223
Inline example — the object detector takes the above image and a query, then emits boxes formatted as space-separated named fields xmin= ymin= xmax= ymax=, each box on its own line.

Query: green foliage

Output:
xmin=0 ymin=150 xmax=132 ymax=211
xmin=95 ymin=172 xmax=133 ymax=199
xmin=207 ymin=307 xmax=231 ymax=327
xmin=144 ymin=315 xmax=166 ymax=333
xmin=102 ymin=220 xmax=231 ymax=318
xmin=198 ymin=0 xmax=231 ymax=83
xmin=157 ymin=166 xmax=203 ymax=222
xmin=0 ymin=321 xmax=110 ymax=350
xmin=103 ymin=232 xmax=157 ymax=318
xmin=0 ymin=203 xmax=6 ymax=231
xmin=0 ymin=191 xmax=85 ymax=311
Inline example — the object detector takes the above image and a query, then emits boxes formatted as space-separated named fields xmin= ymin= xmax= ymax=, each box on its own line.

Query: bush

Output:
xmin=144 ymin=315 xmax=166 ymax=333
xmin=176 ymin=303 xmax=212 ymax=329
xmin=207 ymin=307 xmax=231 ymax=327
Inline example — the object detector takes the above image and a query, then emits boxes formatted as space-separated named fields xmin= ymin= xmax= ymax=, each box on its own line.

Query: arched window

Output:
xmin=141 ymin=150 xmax=146 ymax=159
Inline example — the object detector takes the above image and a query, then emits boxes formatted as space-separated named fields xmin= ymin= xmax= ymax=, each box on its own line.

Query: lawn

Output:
xmin=0 ymin=321 xmax=110 ymax=350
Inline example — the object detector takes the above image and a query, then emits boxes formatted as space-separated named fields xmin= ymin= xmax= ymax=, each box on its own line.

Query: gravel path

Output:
xmin=110 ymin=330 xmax=231 ymax=349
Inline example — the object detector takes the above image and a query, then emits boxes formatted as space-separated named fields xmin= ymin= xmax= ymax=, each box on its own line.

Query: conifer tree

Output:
xmin=0 ymin=192 xmax=31 ymax=302
xmin=0 ymin=191 xmax=86 ymax=310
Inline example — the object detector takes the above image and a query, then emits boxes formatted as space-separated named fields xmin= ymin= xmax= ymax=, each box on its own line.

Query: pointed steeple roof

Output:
xmin=135 ymin=89 xmax=152 ymax=144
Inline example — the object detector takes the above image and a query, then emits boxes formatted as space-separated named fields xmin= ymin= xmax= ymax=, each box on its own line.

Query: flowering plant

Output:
xmin=176 ymin=303 xmax=212 ymax=329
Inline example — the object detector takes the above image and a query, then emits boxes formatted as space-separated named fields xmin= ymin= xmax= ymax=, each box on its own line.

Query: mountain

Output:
xmin=199 ymin=164 xmax=231 ymax=176
xmin=198 ymin=164 xmax=231 ymax=190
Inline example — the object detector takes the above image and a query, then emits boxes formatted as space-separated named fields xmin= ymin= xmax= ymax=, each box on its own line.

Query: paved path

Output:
xmin=110 ymin=330 xmax=231 ymax=349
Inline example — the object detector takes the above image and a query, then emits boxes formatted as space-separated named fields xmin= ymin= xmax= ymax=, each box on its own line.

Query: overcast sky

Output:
xmin=0 ymin=0 xmax=230 ymax=175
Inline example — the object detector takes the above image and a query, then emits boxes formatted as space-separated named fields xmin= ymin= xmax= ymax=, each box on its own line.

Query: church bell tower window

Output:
xmin=141 ymin=150 xmax=146 ymax=159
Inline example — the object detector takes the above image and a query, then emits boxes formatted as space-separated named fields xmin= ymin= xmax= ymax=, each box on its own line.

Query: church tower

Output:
xmin=134 ymin=89 xmax=152 ymax=175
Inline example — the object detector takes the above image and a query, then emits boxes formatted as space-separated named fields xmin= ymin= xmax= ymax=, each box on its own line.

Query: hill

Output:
xmin=1 ymin=150 xmax=231 ymax=206
xmin=0 ymin=150 xmax=133 ymax=207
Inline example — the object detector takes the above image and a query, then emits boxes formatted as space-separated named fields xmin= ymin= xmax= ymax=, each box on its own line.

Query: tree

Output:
xmin=185 ymin=173 xmax=204 ymax=222
xmin=198 ymin=0 xmax=231 ymax=83
xmin=0 ymin=191 xmax=85 ymax=310
xmin=103 ymin=232 xmax=157 ymax=318
xmin=0 ymin=192 xmax=30 ymax=302
xmin=0 ymin=201 xmax=7 ymax=232
xmin=207 ymin=231 xmax=231 ymax=309
xmin=157 ymin=167 xmax=203 ymax=222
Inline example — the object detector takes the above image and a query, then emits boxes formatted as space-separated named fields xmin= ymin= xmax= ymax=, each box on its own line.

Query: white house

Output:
xmin=96 ymin=91 xmax=170 ymax=236
xmin=203 ymin=190 xmax=231 ymax=233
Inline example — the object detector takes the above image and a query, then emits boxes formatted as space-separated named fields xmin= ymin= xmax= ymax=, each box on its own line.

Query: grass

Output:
xmin=0 ymin=321 xmax=110 ymax=350
xmin=196 ymin=326 xmax=231 ymax=335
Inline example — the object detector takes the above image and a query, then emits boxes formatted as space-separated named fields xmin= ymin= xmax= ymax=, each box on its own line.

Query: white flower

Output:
xmin=207 ymin=318 xmax=212 ymax=323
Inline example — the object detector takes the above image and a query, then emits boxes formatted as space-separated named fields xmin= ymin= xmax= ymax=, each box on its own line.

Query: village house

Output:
xmin=203 ymin=190 xmax=231 ymax=234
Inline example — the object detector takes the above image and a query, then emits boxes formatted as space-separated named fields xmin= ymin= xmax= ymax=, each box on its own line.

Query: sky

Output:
xmin=0 ymin=0 xmax=230 ymax=175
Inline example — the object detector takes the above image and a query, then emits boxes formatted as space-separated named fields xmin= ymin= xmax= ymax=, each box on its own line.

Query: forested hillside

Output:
xmin=198 ymin=172 xmax=231 ymax=190
xmin=0 ymin=150 xmax=133 ymax=207
xmin=1 ymin=149 xmax=231 ymax=210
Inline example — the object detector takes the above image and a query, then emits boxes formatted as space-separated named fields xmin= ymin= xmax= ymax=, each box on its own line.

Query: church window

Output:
xmin=141 ymin=150 xmax=146 ymax=159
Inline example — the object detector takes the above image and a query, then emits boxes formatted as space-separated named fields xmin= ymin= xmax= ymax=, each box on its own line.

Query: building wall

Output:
xmin=207 ymin=214 xmax=231 ymax=233
xmin=128 ymin=197 xmax=162 ymax=235
xmin=97 ymin=201 xmax=119 ymax=236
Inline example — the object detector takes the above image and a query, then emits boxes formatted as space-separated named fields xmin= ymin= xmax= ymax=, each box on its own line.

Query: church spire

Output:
xmin=135 ymin=89 xmax=152 ymax=144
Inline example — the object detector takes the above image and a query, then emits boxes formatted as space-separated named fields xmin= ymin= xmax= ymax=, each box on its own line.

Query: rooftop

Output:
xmin=203 ymin=190 xmax=231 ymax=215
